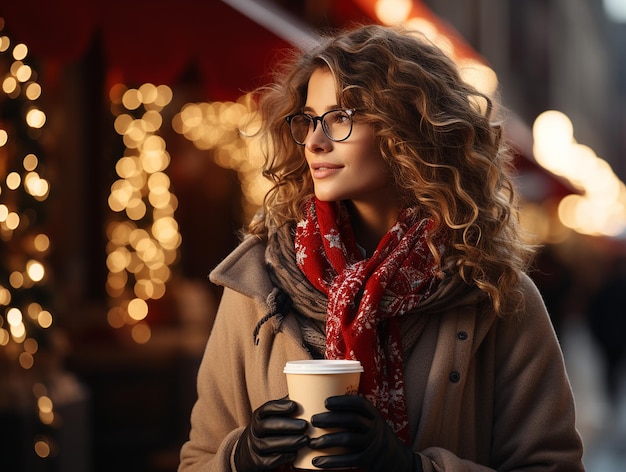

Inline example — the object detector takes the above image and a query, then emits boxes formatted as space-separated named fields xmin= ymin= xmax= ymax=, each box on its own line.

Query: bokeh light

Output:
xmin=0 ymin=19 xmax=54 ymax=374
xmin=375 ymin=0 xmax=413 ymax=25
xmin=172 ymin=94 xmax=271 ymax=222
xmin=107 ymin=83 xmax=180 ymax=340
xmin=533 ymin=110 xmax=626 ymax=237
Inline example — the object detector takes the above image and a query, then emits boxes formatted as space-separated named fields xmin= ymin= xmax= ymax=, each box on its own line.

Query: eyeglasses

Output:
xmin=285 ymin=109 xmax=356 ymax=146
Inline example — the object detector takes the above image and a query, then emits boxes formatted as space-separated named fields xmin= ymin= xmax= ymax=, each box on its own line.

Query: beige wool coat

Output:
xmin=179 ymin=236 xmax=585 ymax=471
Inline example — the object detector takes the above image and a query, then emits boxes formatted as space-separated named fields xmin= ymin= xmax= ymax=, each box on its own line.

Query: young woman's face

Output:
xmin=302 ymin=68 xmax=396 ymax=206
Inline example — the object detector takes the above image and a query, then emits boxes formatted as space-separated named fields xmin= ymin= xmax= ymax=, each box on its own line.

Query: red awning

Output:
xmin=0 ymin=0 xmax=303 ymax=101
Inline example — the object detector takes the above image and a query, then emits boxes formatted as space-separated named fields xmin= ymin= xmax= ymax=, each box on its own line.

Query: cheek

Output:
xmin=354 ymin=152 xmax=390 ymax=186
xmin=346 ymin=126 xmax=389 ymax=180
xmin=363 ymin=146 xmax=388 ymax=175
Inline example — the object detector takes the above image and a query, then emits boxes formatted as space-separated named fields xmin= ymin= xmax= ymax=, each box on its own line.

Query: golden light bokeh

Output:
xmin=0 ymin=20 xmax=55 ymax=372
xmin=107 ymin=83 xmax=180 ymax=338
xmin=26 ymin=259 xmax=45 ymax=282
xmin=375 ymin=0 xmax=413 ymax=25
xmin=172 ymin=95 xmax=271 ymax=222
xmin=26 ymin=107 xmax=46 ymax=128
xmin=12 ymin=42 xmax=27 ymax=60
xmin=131 ymin=322 xmax=151 ymax=344
xmin=34 ymin=440 xmax=51 ymax=459
xmin=533 ymin=110 xmax=626 ymax=237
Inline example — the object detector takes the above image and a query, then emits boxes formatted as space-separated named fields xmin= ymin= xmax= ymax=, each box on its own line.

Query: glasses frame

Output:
xmin=285 ymin=108 xmax=356 ymax=146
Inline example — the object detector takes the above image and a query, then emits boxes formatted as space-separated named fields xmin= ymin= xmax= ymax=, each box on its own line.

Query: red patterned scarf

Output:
xmin=295 ymin=197 xmax=442 ymax=442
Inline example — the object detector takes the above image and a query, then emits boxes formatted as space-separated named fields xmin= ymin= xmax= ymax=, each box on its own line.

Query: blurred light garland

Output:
xmin=172 ymin=94 xmax=271 ymax=222
xmin=533 ymin=110 xmax=626 ymax=238
xmin=0 ymin=21 xmax=53 ymax=364
xmin=107 ymin=83 xmax=181 ymax=343
xmin=0 ymin=17 xmax=58 ymax=461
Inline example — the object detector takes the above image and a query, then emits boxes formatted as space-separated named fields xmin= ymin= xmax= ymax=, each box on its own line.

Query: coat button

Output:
xmin=457 ymin=331 xmax=468 ymax=340
xmin=449 ymin=371 xmax=461 ymax=383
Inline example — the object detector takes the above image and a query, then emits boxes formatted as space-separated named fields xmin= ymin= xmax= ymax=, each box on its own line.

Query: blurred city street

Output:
xmin=562 ymin=318 xmax=626 ymax=471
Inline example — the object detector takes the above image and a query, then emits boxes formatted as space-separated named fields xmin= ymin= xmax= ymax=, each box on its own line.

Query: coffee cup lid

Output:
xmin=283 ymin=359 xmax=364 ymax=374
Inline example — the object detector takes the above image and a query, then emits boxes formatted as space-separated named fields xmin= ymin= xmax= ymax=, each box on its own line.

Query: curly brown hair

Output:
xmin=247 ymin=24 xmax=534 ymax=315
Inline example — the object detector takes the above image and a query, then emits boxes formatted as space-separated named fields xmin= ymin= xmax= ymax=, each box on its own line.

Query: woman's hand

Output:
xmin=234 ymin=399 xmax=309 ymax=471
xmin=308 ymin=395 xmax=420 ymax=471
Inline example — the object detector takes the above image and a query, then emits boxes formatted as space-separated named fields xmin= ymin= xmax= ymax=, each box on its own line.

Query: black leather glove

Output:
xmin=308 ymin=395 xmax=420 ymax=471
xmin=234 ymin=398 xmax=309 ymax=471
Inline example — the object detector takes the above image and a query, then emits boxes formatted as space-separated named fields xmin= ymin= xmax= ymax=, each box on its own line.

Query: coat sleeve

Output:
xmin=418 ymin=275 xmax=585 ymax=471
xmin=178 ymin=284 xmax=308 ymax=472
xmin=178 ymin=287 xmax=260 ymax=472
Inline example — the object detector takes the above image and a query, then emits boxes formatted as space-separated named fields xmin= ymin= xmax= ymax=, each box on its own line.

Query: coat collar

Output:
xmin=209 ymin=235 xmax=274 ymax=305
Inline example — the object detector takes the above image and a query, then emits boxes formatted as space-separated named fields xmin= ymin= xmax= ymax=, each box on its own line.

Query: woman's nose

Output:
xmin=305 ymin=123 xmax=332 ymax=153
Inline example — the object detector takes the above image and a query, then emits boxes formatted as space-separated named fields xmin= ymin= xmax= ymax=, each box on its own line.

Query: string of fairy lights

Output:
xmin=0 ymin=18 xmax=57 ymax=461
xmin=106 ymin=83 xmax=182 ymax=344
xmin=103 ymin=91 xmax=267 ymax=343
xmin=171 ymin=94 xmax=270 ymax=222
xmin=0 ymin=24 xmax=52 ymax=364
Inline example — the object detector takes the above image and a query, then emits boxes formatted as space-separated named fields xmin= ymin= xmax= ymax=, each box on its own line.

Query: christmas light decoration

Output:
xmin=0 ymin=16 xmax=58 ymax=462
xmin=172 ymin=94 xmax=270 ymax=222
xmin=106 ymin=82 xmax=181 ymax=343
xmin=0 ymin=19 xmax=54 ymax=367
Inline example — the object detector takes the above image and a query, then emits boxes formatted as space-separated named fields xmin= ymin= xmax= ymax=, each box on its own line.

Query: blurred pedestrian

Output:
xmin=587 ymin=256 xmax=626 ymax=406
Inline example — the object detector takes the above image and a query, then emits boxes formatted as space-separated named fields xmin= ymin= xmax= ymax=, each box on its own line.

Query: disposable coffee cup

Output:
xmin=284 ymin=359 xmax=363 ymax=470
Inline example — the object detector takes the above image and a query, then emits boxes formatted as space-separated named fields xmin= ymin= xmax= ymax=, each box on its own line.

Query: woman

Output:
xmin=179 ymin=24 xmax=584 ymax=471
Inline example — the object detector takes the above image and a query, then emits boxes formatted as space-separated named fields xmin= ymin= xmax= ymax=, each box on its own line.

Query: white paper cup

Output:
xmin=284 ymin=359 xmax=363 ymax=470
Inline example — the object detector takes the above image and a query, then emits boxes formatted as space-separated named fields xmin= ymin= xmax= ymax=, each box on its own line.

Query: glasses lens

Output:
xmin=323 ymin=110 xmax=353 ymax=142
xmin=289 ymin=114 xmax=312 ymax=144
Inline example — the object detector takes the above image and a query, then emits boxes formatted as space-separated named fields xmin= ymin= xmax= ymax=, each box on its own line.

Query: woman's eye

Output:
xmin=334 ymin=112 xmax=349 ymax=123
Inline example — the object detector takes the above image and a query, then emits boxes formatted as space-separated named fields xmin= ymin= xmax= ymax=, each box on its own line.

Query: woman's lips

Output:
xmin=310 ymin=163 xmax=343 ymax=179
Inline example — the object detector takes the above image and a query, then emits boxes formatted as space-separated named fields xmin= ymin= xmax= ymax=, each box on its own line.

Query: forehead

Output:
xmin=304 ymin=68 xmax=339 ymax=112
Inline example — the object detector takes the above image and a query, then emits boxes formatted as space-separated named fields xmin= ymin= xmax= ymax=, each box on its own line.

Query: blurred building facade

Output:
xmin=425 ymin=0 xmax=626 ymax=180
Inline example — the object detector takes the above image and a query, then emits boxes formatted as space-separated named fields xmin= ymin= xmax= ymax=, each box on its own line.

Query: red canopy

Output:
xmin=0 ymin=0 xmax=317 ymax=100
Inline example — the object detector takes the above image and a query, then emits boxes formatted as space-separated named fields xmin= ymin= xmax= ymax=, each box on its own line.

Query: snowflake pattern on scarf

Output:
xmin=295 ymin=197 xmax=442 ymax=442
